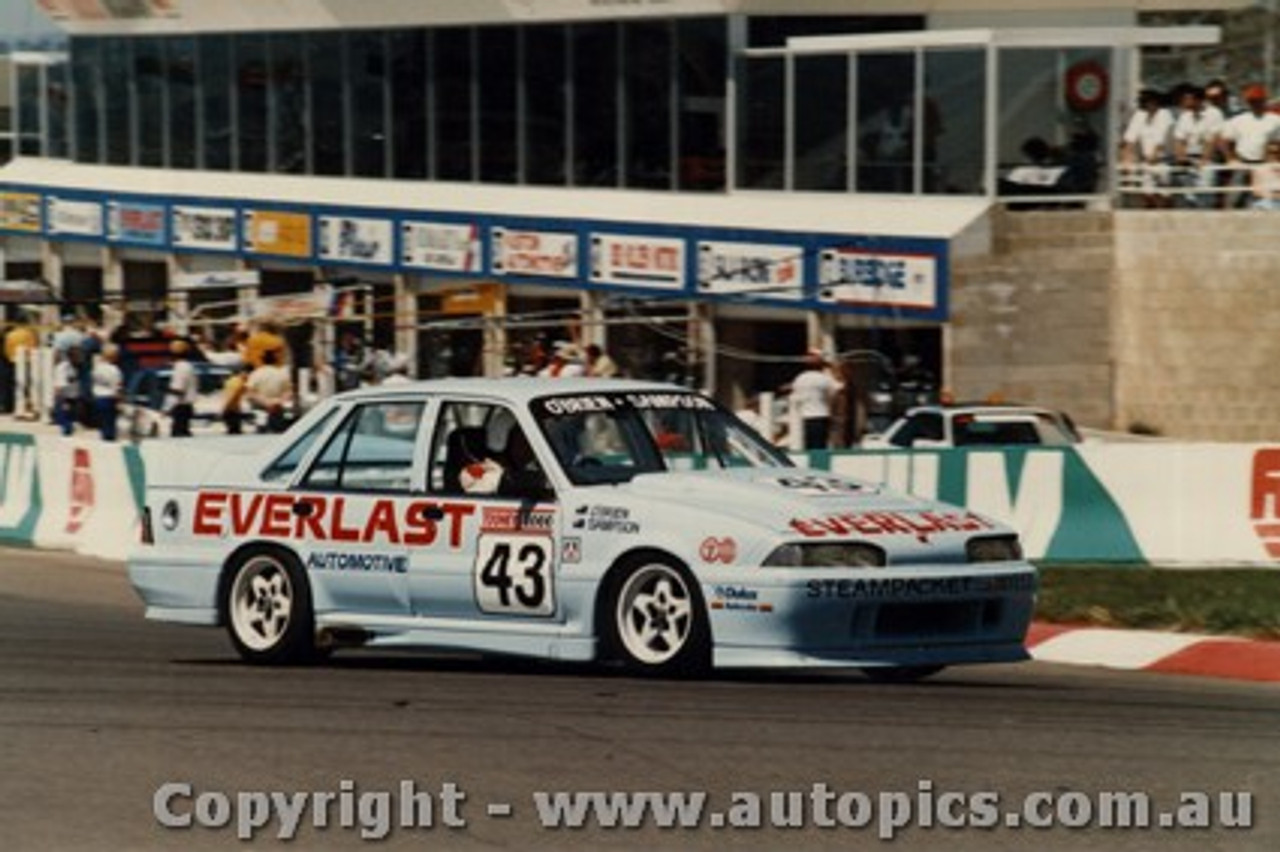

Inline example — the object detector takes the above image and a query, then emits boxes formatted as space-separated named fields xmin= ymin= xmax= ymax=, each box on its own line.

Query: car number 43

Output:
xmin=474 ymin=534 xmax=556 ymax=616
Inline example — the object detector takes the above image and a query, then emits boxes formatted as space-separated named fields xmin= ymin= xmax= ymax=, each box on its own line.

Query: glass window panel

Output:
xmin=676 ymin=17 xmax=726 ymax=191
xmin=572 ymin=22 xmax=619 ymax=187
xmin=737 ymin=56 xmax=784 ymax=189
xmin=71 ymin=38 xmax=101 ymax=163
xmin=390 ymin=29 xmax=428 ymax=180
xmin=524 ymin=25 xmax=567 ymax=186
xmin=479 ymin=26 xmax=518 ymax=184
xmin=624 ymin=21 xmax=673 ymax=189
xmin=102 ymin=37 xmax=131 ymax=165
xmin=351 ymin=30 xmax=388 ymax=178
xmin=998 ymin=48 xmax=1108 ymax=197
xmin=134 ymin=37 xmax=165 ymax=167
xmin=166 ymin=37 xmax=196 ymax=169
xmin=17 ymin=66 xmax=42 ymax=156
xmin=47 ymin=63 xmax=68 ymax=158
xmin=856 ymin=51 xmax=915 ymax=193
xmin=924 ymin=49 xmax=985 ymax=195
xmin=235 ymin=34 xmax=268 ymax=172
xmin=309 ymin=32 xmax=346 ymax=176
xmin=793 ymin=54 xmax=847 ymax=191
xmin=434 ymin=27 xmax=474 ymax=181
xmin=270 ymin=33 xmax=307 ymax=174
xmin=199 ymin=35 xmax=232 ymax=171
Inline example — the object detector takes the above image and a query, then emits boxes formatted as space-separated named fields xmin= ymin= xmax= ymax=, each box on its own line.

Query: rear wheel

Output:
xmin=604 ymin=557 xmax=710 ymax=678
xmin=224 ymin=548 xmax=318 ymax=665
xmin=862 ymin=665 xmax=945 ymax=683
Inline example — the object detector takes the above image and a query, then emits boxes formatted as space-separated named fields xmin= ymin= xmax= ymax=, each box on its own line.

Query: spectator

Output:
xmin=584 ymin=343 xmax=619 ymax=378
xmin=382 ymin=354 xmax=413 ymax=385
xmin=2 ymin=318 xmax=37 ymax=415
xmin=1251 ymin=139 xmax=1280 ymax=209
xmin=1222 ymin=84 xmax=1280 ymax=206
xmin=1171 ymin=83 xmax=1225 ymax=206
xmin=243 ymin=320 xmax=288 ymax=369
xmin=166 ymin=339 xmax=198 ymax=437
xmin=53 ymin=347 xmax=84 ymax=437
xmin=1203 ymin=79 xmax=1235 ymax=207
xmin=90 ymin=345 xmax=123 ymax=442
xmin=1121 ymin=89 xmax=1175 ymax=208
xmin=785 ymin=348 xmax=844 ymax=451
xmin=221 ymin=364 xmax=251 ymax=435
xmin=247 ymin=349 xmax=294 ymax=433
xmin=539 ymin=342 xmax=585 ymax=378
xmin=52 ymin=314 xmax=84 ymax=357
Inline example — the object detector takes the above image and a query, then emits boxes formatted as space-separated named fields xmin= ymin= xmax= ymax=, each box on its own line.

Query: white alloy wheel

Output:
xmin=613 ymin=562 xmax=703 ymax=671
xmin=230 ymin=555 xmax=294 ymax=651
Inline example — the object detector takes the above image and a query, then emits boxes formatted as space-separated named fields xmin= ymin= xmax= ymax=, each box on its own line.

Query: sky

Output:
xmin=0 ymin=1 xmax=61 ymax=43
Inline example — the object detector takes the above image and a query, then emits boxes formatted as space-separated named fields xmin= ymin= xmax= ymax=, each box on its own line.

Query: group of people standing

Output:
xmin=1121 ymin=79 xmax=1280 ymax=208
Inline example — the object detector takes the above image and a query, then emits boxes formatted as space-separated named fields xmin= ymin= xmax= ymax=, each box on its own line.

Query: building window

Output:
xmin=351 ymin=30 xmax=388 ymax=178
xmin=925 ymin=50 xmax=986 ymax=195
xmin=524 ymin=24 xmax=567 ymax=186
xmin=235 ymin=34 xmax=269 ymax=173
xmin=434 ymin=27 xmax=474 ymax=181
xmin=200 ymin=35 xmax=232 ymax=171
xmin=71 ymin=38 xmax=101 ymax=163
xmin=793 ymin=54 xmax=848 ymax=191
xmin=17 ymin=65 xmax=42 ymax=156
xmin=624 ymin=21 xmax=673 ymax=189
xmin=676 ymin=18 xmax=727 ymax=191
xmin=135 ymin=37 xmax=166 ymax=167
xmin=309 ymin=32 xmax=346 ymax=177
xmin=738 ymin=56 xmax=783 ymax=189
xmin=479 ymin=26 xmax=518 ymax=184
xmin=390 ymin=29 xmax=429 ymax=180
xmin=271 ymin=33 xmax=307 ymax=174
xmin=102 ymin=37 xmax=131 ymax=166
xmin=47 ymin=62 xmax=69 ymax=159
xmin=167 ymin=37 xmax=197 ymax=169
xmin=856 ymin=52 xmax=915 ymax=193
xmin=572 ymin=22 xmax=619 ymax=187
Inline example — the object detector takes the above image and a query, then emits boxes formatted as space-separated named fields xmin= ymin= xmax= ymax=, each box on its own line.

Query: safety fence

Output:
xmin=2 ymin=431 xmax=1279 ymax=566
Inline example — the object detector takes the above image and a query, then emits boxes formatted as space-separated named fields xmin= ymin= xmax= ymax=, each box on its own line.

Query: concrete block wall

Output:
xmin=949 ymin=209 xmax=1116 ymax=429
xmin=950 ymin=208 xmax=1280 ymax=441
xmin=1113 ymin=211 xmax=1280 ymax=441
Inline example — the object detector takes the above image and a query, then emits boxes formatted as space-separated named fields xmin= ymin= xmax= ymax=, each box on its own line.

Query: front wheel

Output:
xmin=604 ymin=557 xmax=710 ymax=678
xmin=224 ymin=548 xmax=318 ymax=665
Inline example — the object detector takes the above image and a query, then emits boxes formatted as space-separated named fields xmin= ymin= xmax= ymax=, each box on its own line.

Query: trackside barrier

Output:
xmin=4 ymin=433 xmax=1280 ymax=566
xmin=805 ymin=444 xmax=1280 ymax=566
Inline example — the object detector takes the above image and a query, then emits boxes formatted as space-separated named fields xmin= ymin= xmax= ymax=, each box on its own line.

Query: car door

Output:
xmin=407 ymin=399 xmax=562 ymax=624
xmin=290 ymin=398 xmax=431 ymax=617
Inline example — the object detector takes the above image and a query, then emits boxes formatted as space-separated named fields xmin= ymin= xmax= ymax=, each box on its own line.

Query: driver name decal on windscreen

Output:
xmin=191 ymin=492 xmax=475 ymax=548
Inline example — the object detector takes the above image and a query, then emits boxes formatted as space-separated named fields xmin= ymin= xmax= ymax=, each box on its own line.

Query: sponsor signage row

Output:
xmin=0 ymin=188 xmax=945 ymax=315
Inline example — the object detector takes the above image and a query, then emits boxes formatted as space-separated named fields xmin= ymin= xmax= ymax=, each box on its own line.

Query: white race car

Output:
xmin=129 ymin=379 xmax=1036 ymax=679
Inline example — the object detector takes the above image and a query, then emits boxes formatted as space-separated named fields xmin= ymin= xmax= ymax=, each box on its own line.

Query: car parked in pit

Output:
xmin=129 ymin=379 xmax=1036 ymax=680
xmin=861 ymin=404 xmax=1083 ymax=450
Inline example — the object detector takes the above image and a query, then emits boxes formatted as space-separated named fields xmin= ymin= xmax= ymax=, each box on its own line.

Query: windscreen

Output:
xmin=531 ymin=392 xmax=793 ymax=485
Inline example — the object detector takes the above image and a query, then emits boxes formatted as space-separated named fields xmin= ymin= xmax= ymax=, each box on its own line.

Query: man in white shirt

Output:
xmin=1172 ymin=84 xmax=1226 ymax=206
xmin=247 ymin=349 xmax=294 ymax=433
xmin=52 ymin=346 xmax=84 ymax=436
xmin=91 ymin=345 xmax=123 ymax=441
xmin=787 ymin=349 xmax=844 ymax=451
xmin=1121 ymin=89 xmax=1175 ymax=207
xmin=1222 ymin=84 xmax=1280 ymax=205
xmin=166 ymin=339 xmax=199 ymax=437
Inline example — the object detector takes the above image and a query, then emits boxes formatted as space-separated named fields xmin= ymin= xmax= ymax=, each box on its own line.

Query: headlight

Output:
xmin=966 ymin=535 xmax=1023 ymax=563
xmin=763 ymin=543 xmax=886 ymax=568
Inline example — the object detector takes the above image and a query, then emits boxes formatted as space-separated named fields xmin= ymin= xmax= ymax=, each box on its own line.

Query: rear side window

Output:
xmin=261 ymin=409 xmax=338 ymax=482
xmin=302 ymin=402 xmax=426 ymax=492
xmin=889 ymin=412 xmax=943 ymax=448
xmin=954 ymin=419 xmax=1040 ymax=446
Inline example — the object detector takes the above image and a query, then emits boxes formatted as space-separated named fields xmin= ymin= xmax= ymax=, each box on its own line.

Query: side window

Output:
xmin=429 ymin=401 xmax=547 ymax=498
xmin=261 ymin=408 xmax=337 ymax=482
xmin=300 ymin=402 xmax=425 ymax=492
xmin=887 ymin=416 xmax=919 ymax=448
xmin=429 ymin=402 xmax=499 ymax=495
xmin=915 ymin=413 xmax=944 ymax=443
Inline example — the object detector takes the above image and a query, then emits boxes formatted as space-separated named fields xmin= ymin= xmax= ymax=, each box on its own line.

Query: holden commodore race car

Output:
xmin=129 ymin=378 xmax=1036 ymax=680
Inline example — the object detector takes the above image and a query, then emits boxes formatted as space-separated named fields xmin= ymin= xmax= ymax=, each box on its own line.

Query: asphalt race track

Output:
xmin=0 ymin=549 xmax=1276 ymax=851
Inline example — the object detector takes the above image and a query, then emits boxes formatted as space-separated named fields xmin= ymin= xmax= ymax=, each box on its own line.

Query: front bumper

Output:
xmin=703 ymin=562 xmax=1037 ymax=669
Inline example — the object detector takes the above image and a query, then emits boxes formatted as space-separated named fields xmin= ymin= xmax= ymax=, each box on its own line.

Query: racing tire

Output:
xmin=862 ymin=665 xmax=945 ymax=683
xmin=602 ymin=556 xmax=711 ymax=678
xmin=223 ymin=547 xmax=319 ymax=666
